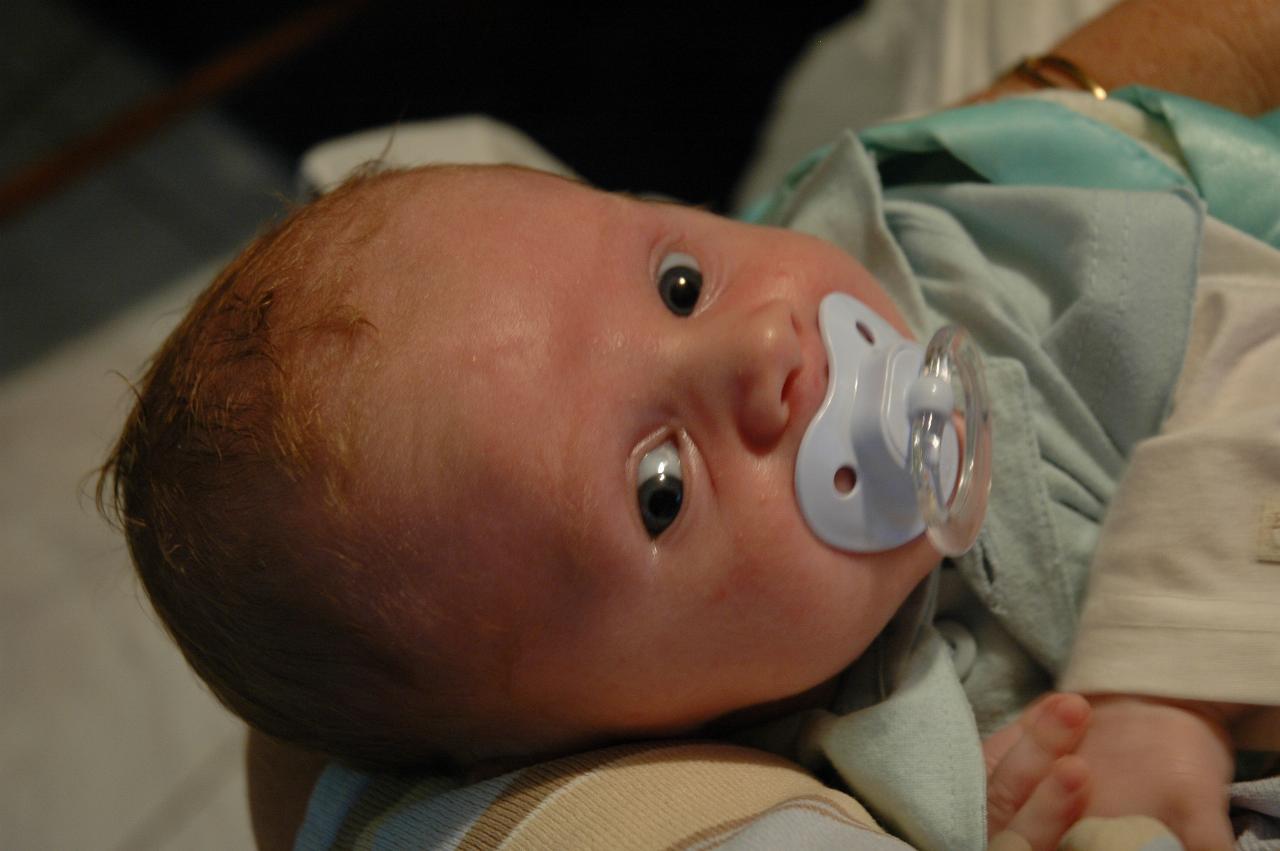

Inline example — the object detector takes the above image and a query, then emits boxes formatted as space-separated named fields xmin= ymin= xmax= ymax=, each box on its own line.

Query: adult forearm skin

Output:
xmin=977 ymin=0 xmax=1280 ymax=114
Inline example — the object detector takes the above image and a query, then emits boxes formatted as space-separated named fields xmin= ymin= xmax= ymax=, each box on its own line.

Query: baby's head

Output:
xmin=103 ymin=164 xmax=941 ymax=769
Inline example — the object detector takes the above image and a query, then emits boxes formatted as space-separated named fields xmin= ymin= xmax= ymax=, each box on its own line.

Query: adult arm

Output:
xmin=972 ymin=0 xmax=1280 ymax=114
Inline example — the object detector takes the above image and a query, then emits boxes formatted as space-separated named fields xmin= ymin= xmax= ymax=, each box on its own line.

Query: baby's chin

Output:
xmin=459 ymin=635 xmax=889 ymax=777
xmin=456 ymin=711 xmax=694 ymax=780
xmin=697 ymin=675 xmax=844 ymax=738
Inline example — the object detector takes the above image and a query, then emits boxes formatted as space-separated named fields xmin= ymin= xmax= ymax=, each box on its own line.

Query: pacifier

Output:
xmin=795 ymin=293 xmax=992 ymax=556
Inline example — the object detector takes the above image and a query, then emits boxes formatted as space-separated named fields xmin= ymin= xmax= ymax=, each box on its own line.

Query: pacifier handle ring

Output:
xmin=908 ymin=326 xmax=992 ymax=557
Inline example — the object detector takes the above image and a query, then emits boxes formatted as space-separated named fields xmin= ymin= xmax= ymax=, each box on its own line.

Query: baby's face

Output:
xmin=351 ymin=167 xmax=941 ymax=751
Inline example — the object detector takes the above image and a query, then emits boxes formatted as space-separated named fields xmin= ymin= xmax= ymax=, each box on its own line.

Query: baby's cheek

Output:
xmin=730 ymin=539 xmax=828 ymax=620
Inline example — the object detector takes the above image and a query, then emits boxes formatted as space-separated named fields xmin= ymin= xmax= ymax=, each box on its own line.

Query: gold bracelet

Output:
xmin=1014 ymin=55 xmax=1108 ymax=100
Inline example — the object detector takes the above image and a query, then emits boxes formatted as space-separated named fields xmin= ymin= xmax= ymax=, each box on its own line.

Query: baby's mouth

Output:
xmin=793 ymin=293 xmax=960 ymax=554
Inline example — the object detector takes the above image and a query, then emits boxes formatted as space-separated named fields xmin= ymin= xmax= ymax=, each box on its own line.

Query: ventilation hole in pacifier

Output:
xmin=834 ymin=465 xmax=857 ymax=495
xmin=855 ymin=321 xmax=875 ymax=345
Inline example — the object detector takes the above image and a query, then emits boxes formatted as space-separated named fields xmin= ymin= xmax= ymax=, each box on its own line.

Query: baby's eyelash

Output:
xmin=655 ymin=252 xmax=702 ymax=317
xmin=635 ymin=437 xmax=684 ymax=538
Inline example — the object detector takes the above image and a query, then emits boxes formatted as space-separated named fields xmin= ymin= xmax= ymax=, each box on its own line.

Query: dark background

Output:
xmin=66 ymin=0 xmax=865 ymax=210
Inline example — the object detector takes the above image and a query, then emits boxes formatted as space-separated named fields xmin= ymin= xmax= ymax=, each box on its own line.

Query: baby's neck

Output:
xmin=699 ymin=675 xmax=841 ymax=738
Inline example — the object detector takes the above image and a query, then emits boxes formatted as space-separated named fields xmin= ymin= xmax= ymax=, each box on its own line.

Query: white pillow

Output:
xmin=297 ymin=114 xmax=577 ymax=195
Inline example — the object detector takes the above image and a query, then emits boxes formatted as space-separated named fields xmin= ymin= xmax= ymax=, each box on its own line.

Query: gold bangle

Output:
xmin=1014 ymin=55 xmax=1108 ymax=100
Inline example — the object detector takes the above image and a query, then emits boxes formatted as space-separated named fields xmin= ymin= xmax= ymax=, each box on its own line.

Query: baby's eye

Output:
xmin=657 ymin=252 xmax=702 ymax=316
xmin=636 ymin=440 xmax=683 ymax=537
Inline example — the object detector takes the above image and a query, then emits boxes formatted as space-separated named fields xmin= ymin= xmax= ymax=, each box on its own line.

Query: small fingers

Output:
xmin=984 ymin=723 xmax=1025 ymax=776
xmin=987 ymin=693 xmax=1091 ymax=836
xmin=1001 ymin=755 xmax=1090 ymax=851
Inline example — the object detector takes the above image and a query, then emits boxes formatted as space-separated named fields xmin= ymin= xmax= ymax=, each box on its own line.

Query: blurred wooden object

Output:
xmin=0 ymin=0 xmax=366 ymax=222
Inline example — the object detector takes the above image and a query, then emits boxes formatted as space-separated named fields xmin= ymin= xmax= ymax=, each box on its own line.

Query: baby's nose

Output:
xmin=697 ymin=300 xmax=803 ymax=449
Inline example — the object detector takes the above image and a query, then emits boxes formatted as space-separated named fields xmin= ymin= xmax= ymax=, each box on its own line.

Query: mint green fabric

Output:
xmin=1260 ymin=108 xmax=1280 ymax=137
xmin=849 ymin=87 xmax=1280 ymax=250
xmin=739 ymin=146 xmax=834 ymax=225
xmin=859 ymin=95 xmax=1191 ymax=192
xmin=1110 ymin=87 xmax=1280 ymax=248
xmin=299 ymin=92 xmax=1262 ymax=851
xmin=755 ymin=131 xmax=1202 ymax=851
xmin=740 ymin=92 xmax=1275 ymax=849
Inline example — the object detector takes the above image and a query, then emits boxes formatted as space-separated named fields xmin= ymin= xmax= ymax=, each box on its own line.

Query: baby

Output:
xmin=104 ymin=159 xmax=1259 ymax=849
xmin=105 ymin=162 xmax=946 ymax=762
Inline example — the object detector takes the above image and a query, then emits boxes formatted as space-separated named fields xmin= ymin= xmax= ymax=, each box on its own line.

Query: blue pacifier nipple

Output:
xmin=795 ymin=293 xmax=992 ymax=556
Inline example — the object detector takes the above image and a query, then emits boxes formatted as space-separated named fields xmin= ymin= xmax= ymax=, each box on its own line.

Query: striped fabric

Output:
xmin=296 ymin=739 xmax=1204 ymax=850
xmin=297 ymin=742 xmax=913 ymax=850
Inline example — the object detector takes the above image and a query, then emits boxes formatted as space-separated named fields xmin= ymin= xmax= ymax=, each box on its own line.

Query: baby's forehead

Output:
xmin=350 ymin=171 xmax=633 ymax=526
xmin=357 ymin=165 xmax=626 ymax=307
xmin=387 ymin=164 xmax=591 ymax=217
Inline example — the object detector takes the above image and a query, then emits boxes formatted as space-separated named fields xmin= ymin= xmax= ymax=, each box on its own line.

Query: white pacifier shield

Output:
xmin=795 ymin=293 xmax=958 ymax=553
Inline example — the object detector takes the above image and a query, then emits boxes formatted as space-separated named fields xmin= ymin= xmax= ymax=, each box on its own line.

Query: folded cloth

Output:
xmin=294 ymin=741 xmax=905 ymax=851
xmin=297 ymin=738 xmax=1277 ymax=850
xmin=1233 ymin=775 xmax=1280 ymax=850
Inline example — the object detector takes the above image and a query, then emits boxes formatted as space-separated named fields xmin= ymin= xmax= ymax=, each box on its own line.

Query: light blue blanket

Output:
xmin=299 ymin=91 xmax=1280 ymax=850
